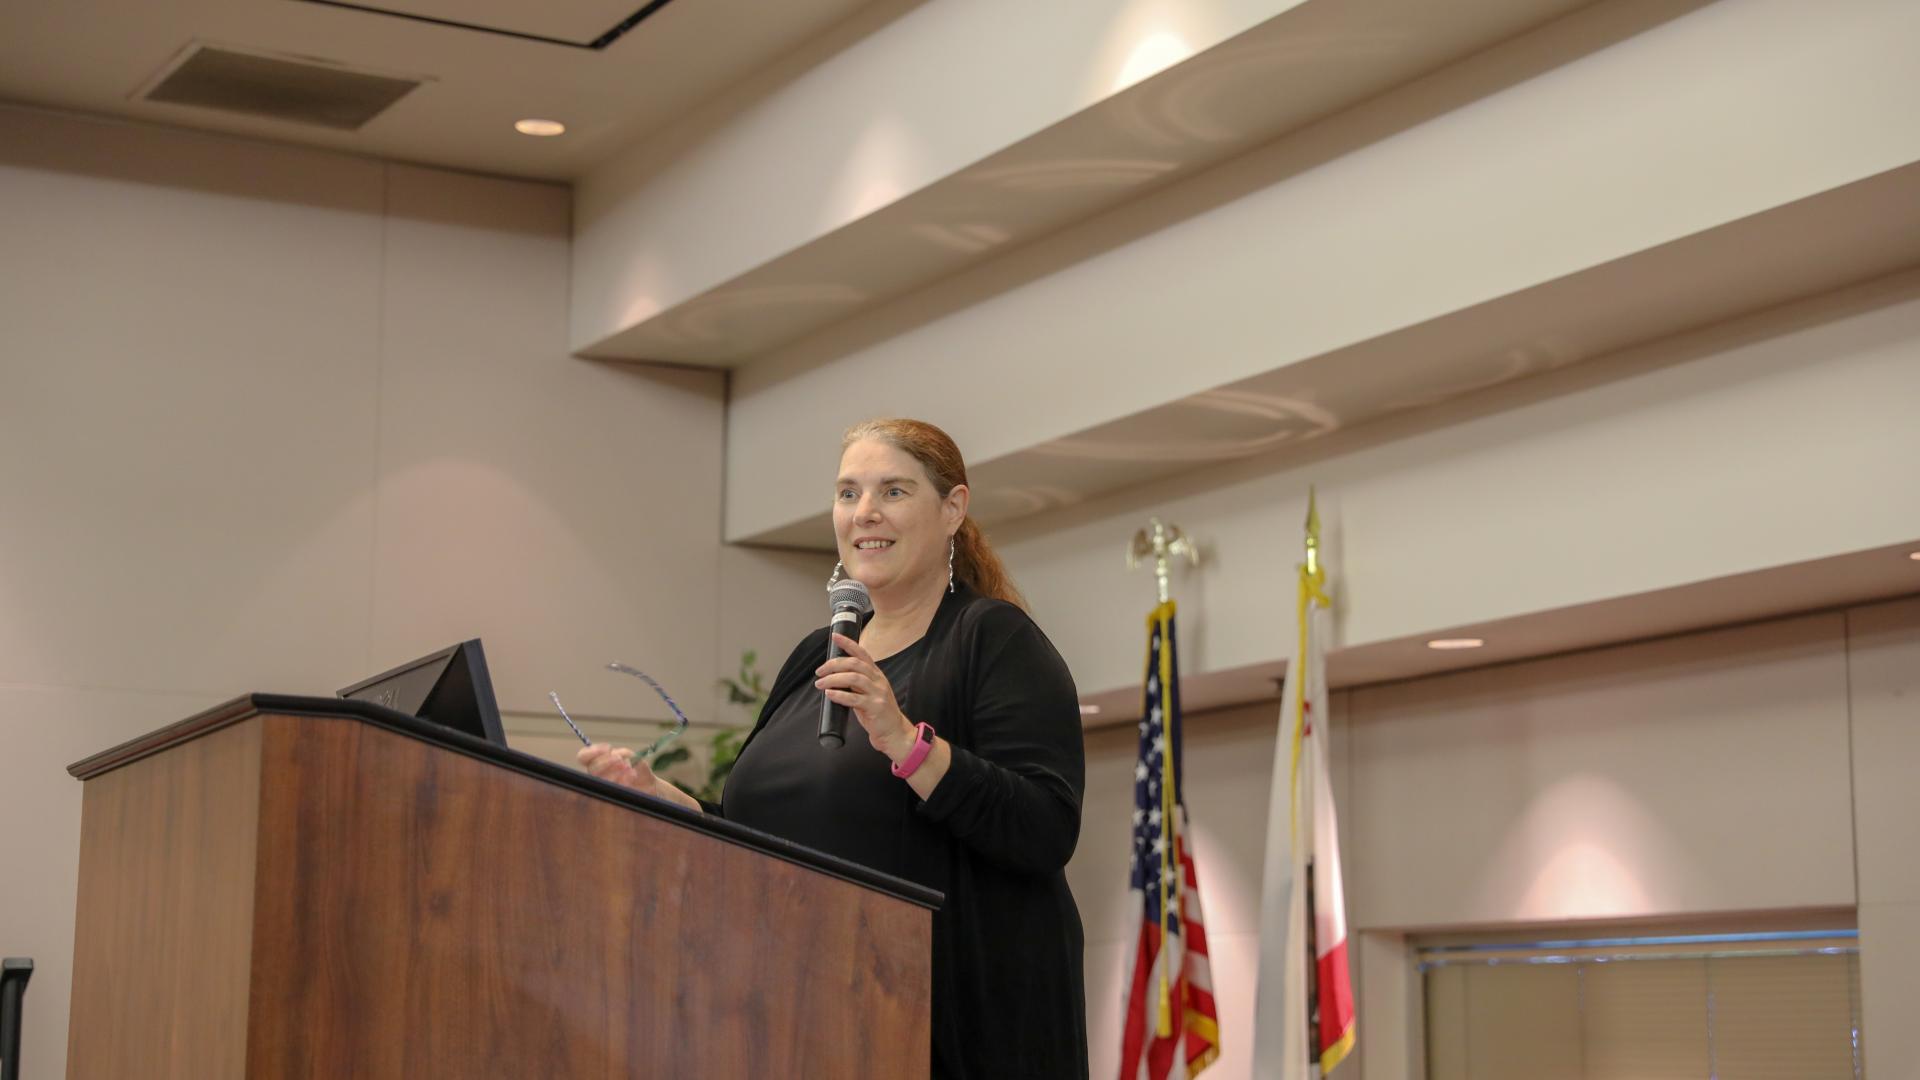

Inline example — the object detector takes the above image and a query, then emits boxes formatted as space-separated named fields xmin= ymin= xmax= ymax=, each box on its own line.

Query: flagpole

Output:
xmin=1292 ymin=490 xmax=1326 ymax=848
xmin=1119 ymin=516 xmax=1222 ymax=1078
xmin=1128 ymin=517 xmax=1197 ymax=1035
xmin=1254 ymin=487 xmax=1347 ymax=1080
xmin=1297 ymin=487 xmax=1355 ymax=1073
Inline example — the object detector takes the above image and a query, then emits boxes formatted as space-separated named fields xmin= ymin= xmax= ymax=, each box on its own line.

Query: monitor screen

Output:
xmin=338 ymin=639 xmax=506 ymax=747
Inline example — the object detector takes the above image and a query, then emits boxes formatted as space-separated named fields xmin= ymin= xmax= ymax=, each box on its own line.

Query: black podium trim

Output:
xmin=71 ymin=693 xmax=943 ymax=911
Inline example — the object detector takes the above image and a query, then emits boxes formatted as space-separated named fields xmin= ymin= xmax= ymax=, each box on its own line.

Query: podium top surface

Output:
xmin=69 ymin=693 xmax=943 ymax=910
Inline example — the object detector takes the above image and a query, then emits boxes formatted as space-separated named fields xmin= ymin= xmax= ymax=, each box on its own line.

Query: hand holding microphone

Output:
xmin=815 ymin=630 xmax=921 ymax=760
xmin=817 ymin=578 xmax=873 ymax=748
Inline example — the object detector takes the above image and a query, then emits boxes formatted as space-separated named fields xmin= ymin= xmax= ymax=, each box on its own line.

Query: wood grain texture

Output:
xmin=244 ymin=713 xmax=931 ymax=1078
xmin=66 ymin=718 xmax=263 ymax=1079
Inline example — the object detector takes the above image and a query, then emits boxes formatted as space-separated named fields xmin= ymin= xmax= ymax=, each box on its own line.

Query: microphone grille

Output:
xmin=828 ymin=577 xmax=872 ymax=613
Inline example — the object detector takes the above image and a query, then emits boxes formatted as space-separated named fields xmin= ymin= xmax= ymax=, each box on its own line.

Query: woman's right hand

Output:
xmin=576 ymin=743 xmax=702 ymax=813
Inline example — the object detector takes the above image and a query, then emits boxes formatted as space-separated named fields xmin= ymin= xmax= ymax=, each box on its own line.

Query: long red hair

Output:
xmin=842 ymin=418 xmax=1027 ymax=610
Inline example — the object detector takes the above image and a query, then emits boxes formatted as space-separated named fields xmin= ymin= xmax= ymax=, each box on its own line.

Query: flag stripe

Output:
xmin=1316 ymin=938 xmax=1354 ymax=1056
xmin=1119 ymin=920 xmax=1157 ymax=1078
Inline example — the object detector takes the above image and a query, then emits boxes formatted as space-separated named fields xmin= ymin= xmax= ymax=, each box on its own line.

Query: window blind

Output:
xmin=1422 ymin=931 xmax=1862 ymax=1080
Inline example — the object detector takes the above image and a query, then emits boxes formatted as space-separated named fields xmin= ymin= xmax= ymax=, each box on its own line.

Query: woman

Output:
xmin=580 ymin=418 xmax=1088 ymax=1079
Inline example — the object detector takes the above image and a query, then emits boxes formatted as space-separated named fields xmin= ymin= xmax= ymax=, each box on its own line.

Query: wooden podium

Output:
xmin=65 ymin=695 xmax=937 ymax=1078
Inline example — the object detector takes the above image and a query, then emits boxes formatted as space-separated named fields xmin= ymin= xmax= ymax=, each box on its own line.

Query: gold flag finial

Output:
xmin=1127 ymin=517 xmax=1200 ymax=604
xmin=1303 ymin=486 xmax=1322 ymax=578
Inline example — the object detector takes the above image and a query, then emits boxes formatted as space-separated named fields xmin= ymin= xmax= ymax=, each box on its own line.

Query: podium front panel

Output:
xmin=244 ymin=713 xmax=931 ymax=1078
xmin=67 ymin=720 xmax=264 ymax=1079
xmin=66 ymin=700 xmax=933 ymax=1079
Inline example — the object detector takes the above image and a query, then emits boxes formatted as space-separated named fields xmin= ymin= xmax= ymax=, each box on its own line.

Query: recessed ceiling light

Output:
xmin=1078 ymin=704 xmax=1102 ymax=716
xmin=1428 ymin=638 xmax=1485 ymax=650
xmin=1909 ymin=551 xmax=1920 ymax=561
xmin=514 ymin=118 xmax=565 ymax=137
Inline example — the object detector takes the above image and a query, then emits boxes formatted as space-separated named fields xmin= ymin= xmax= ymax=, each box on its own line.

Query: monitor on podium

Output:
xmin=338 ymin=639 xmax=506 ymax=747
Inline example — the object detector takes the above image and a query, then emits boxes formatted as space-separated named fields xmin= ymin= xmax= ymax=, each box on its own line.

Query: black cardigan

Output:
xmin=722 ymin=582 xmax=1089 ymax=1080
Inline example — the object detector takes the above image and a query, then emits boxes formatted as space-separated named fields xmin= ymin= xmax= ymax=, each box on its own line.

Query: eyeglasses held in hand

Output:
xmin=549 ymin=662 xmax=691 ymax=762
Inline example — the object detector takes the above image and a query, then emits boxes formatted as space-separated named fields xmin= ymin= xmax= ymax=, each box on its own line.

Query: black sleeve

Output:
xmin=916 ymin=611 xmax=1085 ymax=875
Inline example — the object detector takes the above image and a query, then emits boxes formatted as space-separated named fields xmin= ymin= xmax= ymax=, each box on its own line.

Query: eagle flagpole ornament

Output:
xmin=1127 ymin=518 xmax=1199 ymax=604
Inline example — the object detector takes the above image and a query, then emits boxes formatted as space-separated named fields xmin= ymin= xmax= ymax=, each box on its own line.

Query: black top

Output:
xmin=721 ymin=584 xmax=1089 ymax=1080
xmin=725 ymin=640 xmax=926 ymax=865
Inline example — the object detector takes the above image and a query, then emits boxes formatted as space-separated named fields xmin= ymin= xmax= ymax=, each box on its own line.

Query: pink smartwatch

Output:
xmin=891 ymin=722 xmax=937 ymax=779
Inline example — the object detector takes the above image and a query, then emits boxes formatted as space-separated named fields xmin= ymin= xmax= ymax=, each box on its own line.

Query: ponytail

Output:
xmin=953 ymin=516 xmax=1027 ymax=610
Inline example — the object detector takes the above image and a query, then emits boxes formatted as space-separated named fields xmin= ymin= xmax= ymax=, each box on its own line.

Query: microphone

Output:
xmin=818 ymin=578 xmax=872 ymax=748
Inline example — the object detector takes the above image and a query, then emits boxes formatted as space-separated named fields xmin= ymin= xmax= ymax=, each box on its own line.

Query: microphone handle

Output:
xmin=817 ymin=607 xmax=860 ymax=747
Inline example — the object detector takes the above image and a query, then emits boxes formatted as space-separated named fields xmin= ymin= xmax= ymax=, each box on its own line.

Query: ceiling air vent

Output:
xmin=139 ymin=44 xmax=421 ymax=131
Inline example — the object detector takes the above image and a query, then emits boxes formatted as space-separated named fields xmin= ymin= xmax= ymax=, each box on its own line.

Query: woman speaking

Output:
xmin=580 ymin=417 xmax=1088 ymax=1079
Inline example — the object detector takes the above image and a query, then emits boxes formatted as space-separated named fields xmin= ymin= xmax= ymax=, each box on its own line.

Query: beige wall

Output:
xmin=0 ymin=106 xmax=734 ymax=1078
xmin=1063 ymin=599 xmax=1918 ymax=1079
xmin=1848 ymin=596 xmax=1920 ymax=1080
xmin=1345 ymin=613 xmax=1856 ymax=928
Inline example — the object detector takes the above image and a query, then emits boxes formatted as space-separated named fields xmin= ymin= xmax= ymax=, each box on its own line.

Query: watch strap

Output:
xmin=890 ymin=722 xmax=936 ymax=779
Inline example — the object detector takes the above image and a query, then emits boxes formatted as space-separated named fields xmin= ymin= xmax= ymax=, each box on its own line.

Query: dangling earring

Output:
xmin=827 ymin=560 xmax=844 ymax=590
xmin=947 ymin=537 xmax=956 ymax=593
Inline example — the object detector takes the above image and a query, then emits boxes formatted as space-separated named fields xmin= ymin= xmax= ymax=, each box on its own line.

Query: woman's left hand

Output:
xmin=817 ymin=633 xmax=917 ymax=758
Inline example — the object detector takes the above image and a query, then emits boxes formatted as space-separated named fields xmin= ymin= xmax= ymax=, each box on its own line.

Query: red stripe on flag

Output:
xmin=1147 ymin=1012 xmax=1180 ymax=1080
xmin=1183 ymin=917 xmax=1209 ymax=954
xmin=1118 ymin=921 xmax=1159 ymax=1079
xmin=1316 ymin=937 xmax=1356 ymax=1053
xmin=1184 ymin=1028 xmax=1213 ymax=1066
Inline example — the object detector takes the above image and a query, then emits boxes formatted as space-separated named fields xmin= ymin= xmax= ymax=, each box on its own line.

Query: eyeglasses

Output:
xmin=549 ymin=662 xmax=691 ymax=761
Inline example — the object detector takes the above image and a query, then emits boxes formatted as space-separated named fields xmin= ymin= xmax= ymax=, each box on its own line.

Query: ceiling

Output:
xmin=576 ymin=0 xmax=1613 ymax=361
xmin=740 ymin=160 xmax=1920 ymax=550
xmin=0 ymin=0 xmax=891 ymax=181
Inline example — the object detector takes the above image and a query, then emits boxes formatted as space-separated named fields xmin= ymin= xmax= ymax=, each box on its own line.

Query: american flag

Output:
xmin=1118 ymin=600 xmax=1221 ymax=1080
